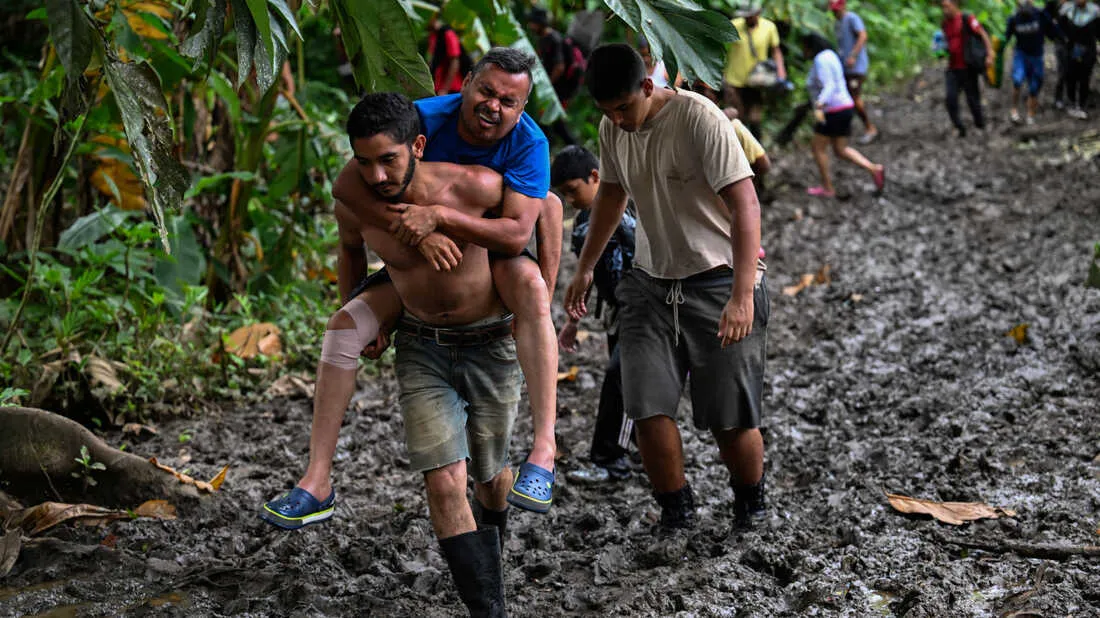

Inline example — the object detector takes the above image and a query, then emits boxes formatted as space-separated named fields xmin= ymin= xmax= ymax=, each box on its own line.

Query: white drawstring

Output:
xmin=665 ymin=280 xmax=685 ymax=346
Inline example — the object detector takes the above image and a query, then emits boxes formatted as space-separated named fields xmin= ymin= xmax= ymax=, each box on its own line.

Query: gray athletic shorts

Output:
xmin=616 ymin=266 xmax=769 ymax=431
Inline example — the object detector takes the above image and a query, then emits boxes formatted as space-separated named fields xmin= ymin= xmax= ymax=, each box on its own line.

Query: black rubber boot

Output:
xmin=732 ymin=474 xmax=767 ymax=528
xmin=471 ymin=499 xmax=509 ymax=550
xmin=654 ymin=483 xmax=696 ymax=531
xmin=439 ymin=528 xmax=507 ymax=618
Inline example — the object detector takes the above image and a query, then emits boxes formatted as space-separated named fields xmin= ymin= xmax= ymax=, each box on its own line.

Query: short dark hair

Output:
xmin=527 ymin=7 xmax=549 ymax=27
xmin=551 ymin=145 xmax=599 ymax=187
xmin=346 ymin=92 xmax=421 ymax=146
xmin=585 ymin=43 xmax=646 ymax=102
xmin=469 ymin=47 xmax=537 ymax=89
xmin=801 ymin=32 xmax=835 ymax=57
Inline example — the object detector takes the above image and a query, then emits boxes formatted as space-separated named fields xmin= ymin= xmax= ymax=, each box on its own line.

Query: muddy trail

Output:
xmin=3 ymin=71 xmax=1100 ymax=617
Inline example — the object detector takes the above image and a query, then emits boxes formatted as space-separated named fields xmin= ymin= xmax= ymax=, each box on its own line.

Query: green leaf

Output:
xmin=439 ymin=1 xmax=492 ymax=55
xmin=1088 ymin=260 xmax=1100 ymax=289
xmin=58 ymin=207 xmax=133 ymax=251
xmin=268 ymin=0 xmax=302 ymax=41
xmin=253 ymin=10 xmax=287 ymax=92
xmin=208 ymin=69 xmax=242 ymax=126
xmin=103 ymin=58 xmax=190 ymax=252
xmin=155 ymin=215 xmax=206 ymax=296
xmin=604 ymin=0 xmax=738 ymax=88
xmin=229 ymin=0 xmax=256 ymax=88
xmin=185 ymin=171 xmax=256 ymax=199
xmin=26 ymin=8 xmax=48 ymax=20
xmin=243 ymin=0 xmax=275 ymax=88
xmin=46 ymin=0 xmax=95 ymax=82
xmin=181 ymin=0 xmax=228 ymax=69
xmin=331 ymin=0 xmax=435 ymax=98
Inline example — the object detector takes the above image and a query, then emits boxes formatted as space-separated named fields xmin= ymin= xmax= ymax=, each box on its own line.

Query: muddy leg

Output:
xmin=713 ymin=427 xmax=764 ymax=485
xmin=811 ymin=134 xmax=834 ymax=194
xmin=491 ymin=258 xmax=557 ymax=472
xmin=635 ymin=415 xmax=685 ymax=493
xmin=426 ymin=460 xmax=477 ymax=539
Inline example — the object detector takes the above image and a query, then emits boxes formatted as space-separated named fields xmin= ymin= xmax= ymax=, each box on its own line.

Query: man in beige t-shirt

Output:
xmin=564 ymin=44 xmax=770 ymax=532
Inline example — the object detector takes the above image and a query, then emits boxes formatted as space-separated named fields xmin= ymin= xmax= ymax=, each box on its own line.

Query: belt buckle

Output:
xmin=434 ymin=327 xmax=445 ymax=346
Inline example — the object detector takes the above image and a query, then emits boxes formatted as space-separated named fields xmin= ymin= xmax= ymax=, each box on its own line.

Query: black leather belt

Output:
xmin=397 ymin=316 xmax=514 ymax=347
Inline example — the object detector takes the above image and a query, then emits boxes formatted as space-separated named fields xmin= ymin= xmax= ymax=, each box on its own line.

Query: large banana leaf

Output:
xmin=330 ymin=0 xmax=435 ymax=98
xmin=605 ymin=0 xmax=737 ymax=87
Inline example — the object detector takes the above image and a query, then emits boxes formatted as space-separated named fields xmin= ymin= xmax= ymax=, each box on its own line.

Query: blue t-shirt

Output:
xmin=414 ymin=94 xmax=550 ymax=199
xmin=835 ymin=12 xmax=869 ymax=76
xmin=1007 ymin=8 xmax=1060 ymax=56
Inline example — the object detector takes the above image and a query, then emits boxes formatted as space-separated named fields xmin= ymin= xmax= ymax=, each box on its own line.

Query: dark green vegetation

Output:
xmin=0 ymin=0 xmax=1072 ymax=426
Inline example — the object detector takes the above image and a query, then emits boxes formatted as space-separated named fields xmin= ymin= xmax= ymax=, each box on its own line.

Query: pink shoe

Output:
xmin=872 ymin=166 xmax=886 ymax=193
xmin=807 ymin=186 xmax=836 ymax=198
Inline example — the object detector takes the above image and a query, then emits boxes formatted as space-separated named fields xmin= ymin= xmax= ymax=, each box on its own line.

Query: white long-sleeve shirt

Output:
xmin=807 ymin=50 xmax=854 ymax=112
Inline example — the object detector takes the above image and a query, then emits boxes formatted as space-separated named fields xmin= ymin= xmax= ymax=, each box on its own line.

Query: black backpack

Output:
xmin=960 ymin=13 xmax=988 ymax=70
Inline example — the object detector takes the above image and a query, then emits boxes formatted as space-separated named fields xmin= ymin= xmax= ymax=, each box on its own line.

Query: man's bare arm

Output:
xmin=716 ymin=178 xmax=761 ymax=346
xmin=391 ymin=187 xmax=539 ymax=255
xmin=334 ymin=200 xmax=368 ymax=302
xmin=563 ymin=181 xmax=629 ymax=320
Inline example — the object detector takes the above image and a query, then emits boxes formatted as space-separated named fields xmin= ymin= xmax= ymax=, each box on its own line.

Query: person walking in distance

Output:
xmin=802 ymin=32 xmax=886 ymax=198
xmin=565 ymin=44 xmax=770 ymax=532
xmin=940 ymin=0 xmax=995 ymax=137
xmin=1057 ymin=0 xmax=1100 ymax=119
xmin=1005 ymin=0 xmax=1064 ymax=125
xmin=830 ymin=0 xmax=879 ymax=143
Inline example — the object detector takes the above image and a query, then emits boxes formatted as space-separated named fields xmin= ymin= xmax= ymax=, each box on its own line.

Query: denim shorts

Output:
xmin=1012 ymin=51 xmax=1044 ymax=95
xmin=616 ymin=267 xmax=769 ymax=431
xmin=394 ymin=315 xmax=522 ymax=483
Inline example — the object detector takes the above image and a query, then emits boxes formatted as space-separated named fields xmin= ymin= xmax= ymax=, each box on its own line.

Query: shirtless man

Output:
xmin=268 ymin=92 xmax=515 ymax=616
xmin=262 ymin=49 xmax=560 ymax=527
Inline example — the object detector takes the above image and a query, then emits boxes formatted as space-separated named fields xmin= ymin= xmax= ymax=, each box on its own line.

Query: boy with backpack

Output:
xmin=551 ymin=146 xmax=637 ymax=484
xmin=941 ymin=0 xmax=996 ymax=137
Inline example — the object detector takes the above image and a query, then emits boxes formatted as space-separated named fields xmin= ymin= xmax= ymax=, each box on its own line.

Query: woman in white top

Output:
xmin=803 ymin=32 xmax=885 ymax=197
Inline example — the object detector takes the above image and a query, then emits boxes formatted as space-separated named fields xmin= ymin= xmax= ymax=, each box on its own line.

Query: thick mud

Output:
xmin=3 ymin=72 xmax=1099 ymax=617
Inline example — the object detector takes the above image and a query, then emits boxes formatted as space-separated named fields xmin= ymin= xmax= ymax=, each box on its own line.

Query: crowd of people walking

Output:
xmin=258 ymin=1 xmax=1097 ymax=616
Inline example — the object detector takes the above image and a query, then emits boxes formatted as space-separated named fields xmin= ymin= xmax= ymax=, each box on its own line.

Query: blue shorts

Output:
xmin=394 ymin=315 xmax=521 ymax=483
xmin=1012 ymin=51 xmax=1044 ymax=95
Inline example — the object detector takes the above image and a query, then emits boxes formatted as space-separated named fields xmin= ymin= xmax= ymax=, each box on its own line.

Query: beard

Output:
xmin=368 ymin=154 xmax=416 ymax=203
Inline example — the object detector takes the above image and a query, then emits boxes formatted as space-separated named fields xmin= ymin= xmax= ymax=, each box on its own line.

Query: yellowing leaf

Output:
xmin=556 ymin=366 xmax=579 ymax=382
xmin=134 ymin=499 xmax=177 ymax=520
xmin=814 ymin=264 xmax=832 ymax=285
xmin=149 ymin=457 xmax=216 ymax=493
xmin=225 ymin=323 xmax=282 ymax=359
xmin=782 ymin=273 xmax=815 ymax=297
xmin=885 ymin=492 xmax=1016 ymax=526
xmin=208 ymin=465 xmax=230 ymax=491
xmin=575 ymin=330 xmax=591 ymax=344
xmin=1007 ymin=323 xmax=1029 ymax=345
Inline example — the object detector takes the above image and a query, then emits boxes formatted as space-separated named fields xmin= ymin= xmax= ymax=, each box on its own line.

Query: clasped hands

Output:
xmin=386 ymin=203 xmax=462 ymax=272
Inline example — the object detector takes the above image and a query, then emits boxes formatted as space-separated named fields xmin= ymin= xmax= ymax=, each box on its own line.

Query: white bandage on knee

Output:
xmin=319 ymin=298 xmax=380 ymax=370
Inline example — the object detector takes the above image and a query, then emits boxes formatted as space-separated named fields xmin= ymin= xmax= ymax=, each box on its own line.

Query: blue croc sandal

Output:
xmin=260 ymin=487 xmax=336 ymax=530
xmin=507 ymin=462 xmax=555 ymax=513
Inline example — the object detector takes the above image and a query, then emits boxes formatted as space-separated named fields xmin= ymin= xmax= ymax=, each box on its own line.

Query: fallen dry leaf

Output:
xmin=12 ymin=502 xmax=129 ymax=536
xmin=814 ymin=264 xmax=832 ymax=285
xmin=208 ymin=465 xmax=230 ymax=491
xmin=0 ymin=530 xmax=20 ymax=577
xmin=556 ymin=366 xmax=580 ymax=382
xmin=575 ymin=330 xmax=591 ymax=344
xmin=885 ymin=492 xmax=1016 ymax=525
xmin=85 ymin=355 xmax=124 ymax=393
xmin=225 ymin=323 xmax=282 ymax=360
xmin=122 ymin=422 xmax=158 ymax=437
xmin=265 ymin=373 xmax=315 ymax=399
xmin=149 ymin=457 xmax=213 ymax=493
xmin=849 ymin=293 xmax=864 ymax=303
xmin=100 ymin=534 xmax=119 ymax=548
xmin=134 ymin=500 xmax=177 ymax=520
xmin=782 ymin=273 xmax=815 ymax=297
xmin=1007 ymin=323 xmax=1029 ymax=345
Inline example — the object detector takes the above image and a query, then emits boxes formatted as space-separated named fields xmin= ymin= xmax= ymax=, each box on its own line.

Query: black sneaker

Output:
xmin=732 ymin=475 xmax=767 ymax=529
xmin=655 ymin=484 xmax=696 ymax=531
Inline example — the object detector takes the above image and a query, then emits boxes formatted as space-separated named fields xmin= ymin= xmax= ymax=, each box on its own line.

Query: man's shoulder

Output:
xmin=415 ymin=94 xmax=463 ymax=122
xmin=333 ymin=160 xmax=364 ymax=204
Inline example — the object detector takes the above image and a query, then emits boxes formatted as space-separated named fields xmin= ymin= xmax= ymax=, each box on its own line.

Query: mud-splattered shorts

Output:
xmin=616 ymin=266 xmax=769 ymax=431
xmin=394 ymin=315 xmax=521 ymax=483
